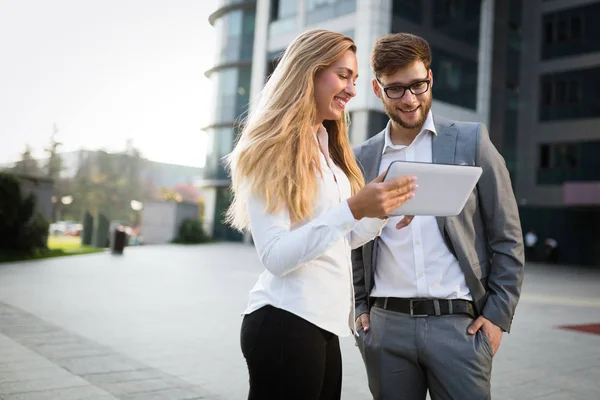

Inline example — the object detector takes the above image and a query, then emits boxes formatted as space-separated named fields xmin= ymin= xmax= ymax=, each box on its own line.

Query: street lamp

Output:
xmin=55 ymin=195 xmax=73 ymax=224
xmin=130 ymin=200 xmax=143 ymax=228
xmin=61 ymin=195 xmax=73 ymax=205
xmin=130 ymin=200 xmax=143 ymax=211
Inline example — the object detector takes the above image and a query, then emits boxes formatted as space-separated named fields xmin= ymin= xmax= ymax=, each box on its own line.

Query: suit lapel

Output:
xmin=362 ymin=131 xmax=386 ymax=182
xmin=432 ymin=117 xmax=458 ymax=235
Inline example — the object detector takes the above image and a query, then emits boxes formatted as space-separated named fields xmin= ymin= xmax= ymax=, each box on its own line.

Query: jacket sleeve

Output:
xmin=350 ymin=147 xmax=372 ymax=319
xmin=476 ymin=124 xmax=525 ymax=332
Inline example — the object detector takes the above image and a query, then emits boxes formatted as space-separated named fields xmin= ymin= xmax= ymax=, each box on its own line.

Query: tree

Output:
xmin=12 ymin=145 xmax=41 ymax=176
xmin=69 ymin=141 xmax=147 ymax=223
xmin=44 ymin=124 xmax=63 ymax=180
xmin=173 ymin=183 xmax=201 ymax=203
xmin=0 ymin=172 xmax=49 ymax=254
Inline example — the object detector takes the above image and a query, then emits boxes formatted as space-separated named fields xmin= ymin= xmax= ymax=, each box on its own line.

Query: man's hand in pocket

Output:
xmin=355 ymin=313 xmax=371 ymax=333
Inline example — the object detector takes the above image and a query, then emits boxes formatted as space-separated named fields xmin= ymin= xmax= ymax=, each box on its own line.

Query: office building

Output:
xmin=203 ymin=0 xmax=600 ymax=265
xmin=516 ymin=0 xmax=600 ymax=265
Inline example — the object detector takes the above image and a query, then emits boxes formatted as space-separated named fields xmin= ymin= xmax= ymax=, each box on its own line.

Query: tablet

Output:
xmin=384 ymin=160 xmax=482 ymax=216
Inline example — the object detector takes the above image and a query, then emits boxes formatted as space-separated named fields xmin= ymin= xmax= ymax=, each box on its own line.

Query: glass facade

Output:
xmin=214 ymin=8 xmax=255 ymax=63
xmin=392 ymin=0 xmax=423 ymax=23
xmin=305 ymin=0 xmax=356 ymax=25
xmin=433 ymin=0 xmax=481 ymax=46
xmin=213 ymin=187 xmax=244 ymax=241
xmin=269 ymin=0 xmax=297 ymax=36
xmin=368 ymin=111 xmax=389 ymax=139
xmin=204 ymin=127 xmax=236 ymax=182
xmin=430 ymin=46 xmax=478 ymax=110
xmin=205 ymin=2 xmax=256 ymax=241
xmin=503 ymin=0 xmax=523 ymax=182
xmin=220 ymin=0 xmax=255 ymax=5
xmin=541 ymin=2 xmax=600 ymax=59
xmin=211 ymin=66 xmax=252 ymax=125
xmin=539 ymin=66 xmax=600 ymax=121
xmin=265 ymin=49 xmax=284 ymax=82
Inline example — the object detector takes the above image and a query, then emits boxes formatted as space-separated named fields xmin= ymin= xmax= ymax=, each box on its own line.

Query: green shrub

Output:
xmin=173 ymin=218 xmax=208 ymax=244
xmin=0 ymin=172 xmax=49 ymax=254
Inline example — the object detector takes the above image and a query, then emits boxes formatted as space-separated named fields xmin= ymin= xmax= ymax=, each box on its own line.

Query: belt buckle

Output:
xmin=409 ymin=299 xmax=428 ymax=317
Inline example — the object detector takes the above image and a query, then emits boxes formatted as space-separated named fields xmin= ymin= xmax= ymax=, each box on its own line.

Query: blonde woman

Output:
xmin=226 ymin=29 xmax=416 ymax=400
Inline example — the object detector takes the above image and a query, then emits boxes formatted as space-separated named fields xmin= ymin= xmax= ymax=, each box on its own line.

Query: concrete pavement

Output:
xmin=0 ymin=243 xmax=599 ymax=399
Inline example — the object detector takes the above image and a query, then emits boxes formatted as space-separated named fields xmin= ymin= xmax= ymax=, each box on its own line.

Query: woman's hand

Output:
xmin=347 ymin=171 xmax=417 ymax=220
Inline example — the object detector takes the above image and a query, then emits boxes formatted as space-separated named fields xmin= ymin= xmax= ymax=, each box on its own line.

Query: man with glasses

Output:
xmin=352 ymin=33 xmax=524 ymax=399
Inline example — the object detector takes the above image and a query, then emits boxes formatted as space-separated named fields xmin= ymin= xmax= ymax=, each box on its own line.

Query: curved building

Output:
xmin=202 ymin=0 xmax=256 ymax=241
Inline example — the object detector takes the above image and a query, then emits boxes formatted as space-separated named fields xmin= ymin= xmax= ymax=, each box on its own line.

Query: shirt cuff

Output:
xmin=360 ymin=217 xmax=387 ymax=236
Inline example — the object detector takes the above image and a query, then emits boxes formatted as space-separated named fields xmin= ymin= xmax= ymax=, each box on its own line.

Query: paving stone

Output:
xmin=0 ymin=244 xmax=598 ymax=399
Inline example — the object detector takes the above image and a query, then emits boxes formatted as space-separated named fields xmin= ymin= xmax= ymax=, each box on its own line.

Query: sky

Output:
xmin=0 ymin=0 xmax=218 ymax=168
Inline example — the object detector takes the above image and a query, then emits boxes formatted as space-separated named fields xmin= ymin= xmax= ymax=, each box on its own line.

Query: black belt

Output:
xmin=372 ymin=297 xmax=476 ymax=318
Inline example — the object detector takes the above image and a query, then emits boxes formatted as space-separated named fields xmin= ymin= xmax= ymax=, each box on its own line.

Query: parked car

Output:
xmin=49 ymin=220 xmax=82 ymax=236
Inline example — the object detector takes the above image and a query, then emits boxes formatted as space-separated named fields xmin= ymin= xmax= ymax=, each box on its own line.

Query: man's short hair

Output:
xmin=370 ymin=33 xmax=432 ymax=78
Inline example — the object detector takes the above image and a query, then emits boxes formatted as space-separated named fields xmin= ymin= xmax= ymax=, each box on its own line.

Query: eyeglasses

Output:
xmin=377 ymin=78 xmax=431 ymax=99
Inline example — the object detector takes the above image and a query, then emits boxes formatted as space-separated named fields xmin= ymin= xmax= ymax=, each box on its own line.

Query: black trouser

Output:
xmin=240 ymin=305 xmax=342 ymax=400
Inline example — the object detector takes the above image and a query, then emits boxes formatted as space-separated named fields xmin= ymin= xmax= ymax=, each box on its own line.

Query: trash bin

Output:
xmin=111 ymin=228 xmax=127 ymax=255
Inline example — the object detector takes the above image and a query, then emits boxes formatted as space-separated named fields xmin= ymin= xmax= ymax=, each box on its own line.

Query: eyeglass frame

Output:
xmin=376 ymin=78 xmax=431 ymax=99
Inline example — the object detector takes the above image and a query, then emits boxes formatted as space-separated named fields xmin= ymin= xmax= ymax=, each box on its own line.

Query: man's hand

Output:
xmin=468 ymin=315 xmax=503 ymax=356
xmin=355 ymin=313 xmax=370 ymax=333
xmin=396 ymin=215 xmax=414 ymax=229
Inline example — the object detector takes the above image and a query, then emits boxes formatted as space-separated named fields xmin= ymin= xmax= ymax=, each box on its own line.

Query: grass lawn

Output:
xmin=0 ymin=235 xmax=104 ymax=263
xmin=47 ymin=235 xmax=83 ymax=249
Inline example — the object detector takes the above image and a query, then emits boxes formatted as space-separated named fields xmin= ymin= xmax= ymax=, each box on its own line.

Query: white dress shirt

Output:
xmin=371 ymin=111 xmax=472 ymax=301
xmin=243 ymin=125 xmax=386 ymax=337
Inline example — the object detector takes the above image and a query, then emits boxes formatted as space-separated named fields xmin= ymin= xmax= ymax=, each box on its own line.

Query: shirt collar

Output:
xmin=382 ymin=109 xmax=437 ymax=154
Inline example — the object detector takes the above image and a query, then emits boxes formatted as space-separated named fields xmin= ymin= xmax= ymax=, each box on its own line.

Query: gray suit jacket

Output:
xmin=352 ymin=115 xmax=525 ymax=332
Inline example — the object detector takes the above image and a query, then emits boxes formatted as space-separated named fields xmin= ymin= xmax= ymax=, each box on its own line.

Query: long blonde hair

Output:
xmin=226 ymin=29 xmax=365 ymax=231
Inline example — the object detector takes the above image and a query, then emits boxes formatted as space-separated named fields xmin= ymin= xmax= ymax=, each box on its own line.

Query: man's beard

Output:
xmin=383 ymin=96 xmax=432 ymax=130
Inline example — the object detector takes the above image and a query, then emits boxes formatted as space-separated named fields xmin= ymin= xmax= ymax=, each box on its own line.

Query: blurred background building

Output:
xmin=201 ymin=0 xmax=600 ymax=265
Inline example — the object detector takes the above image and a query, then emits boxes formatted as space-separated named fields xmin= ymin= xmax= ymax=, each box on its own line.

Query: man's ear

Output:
xmin=428 ymin=69 xmax=433 ymax=89
xmin=372 ymin=78 xmax=382 ymax=99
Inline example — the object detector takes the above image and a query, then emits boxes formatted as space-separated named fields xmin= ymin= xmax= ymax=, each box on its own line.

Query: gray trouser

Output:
xmin=355 ymin=306 xmax=494 ymax=400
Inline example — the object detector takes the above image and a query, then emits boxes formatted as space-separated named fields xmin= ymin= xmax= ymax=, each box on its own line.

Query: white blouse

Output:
xmin=242 ymin=126 xmax=386 ymax=337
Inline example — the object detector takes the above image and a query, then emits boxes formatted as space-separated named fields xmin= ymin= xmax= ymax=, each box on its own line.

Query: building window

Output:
xmin=430 ymin=46 xmax=478 ymax=110
xmin=508 ymin=0 xmax=522 ymax=30
xmin=539 ymin=66 xmax=599 ymax=121
xmin=392 ymin=0 xmax=422 ymax=23
xmin=542 ymin=82 xmax=552 ymax=106
xmin=212 ymin=66 xmax=252 ymax=125
xmin=541 ymin=2 xmax=600 ymax=59
xmin=556 ymin=18 xmax=568 ymax=42
xmin=567 ymin=81 xmax=579 ymax=104
xmin=432 ymin=0 xmax=481 ymax=46
xmin=269 ymin=0 xmax=297 ymax=36
xmin=271 ymin=0 xmax=297 ymax=20
xmin=540 ymin=144 xmax=550 ymax=169
xmin=537 ymin=142 xmax=587 ymax=185
xmin=539 ymin=143 xmax=583 ymax=169
xmin=368 ymin=111 xmax=389 ymax=139
xmin=570 ymin=15 xmax=581 ymax=39
xmin=537 ymin=141 xmax=600 ymax=184
xmin=216 ymin=9 xmax=256 ymax=63
xmin=306 ymin=0 xmax=356 ymax=25
xmin=265 ymin=50 xmax=284 ymax=82
xmin=544 ymin=20 xmax=553 ymax=44
xmin=555 ymin=81 xmax=566 ymax=103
